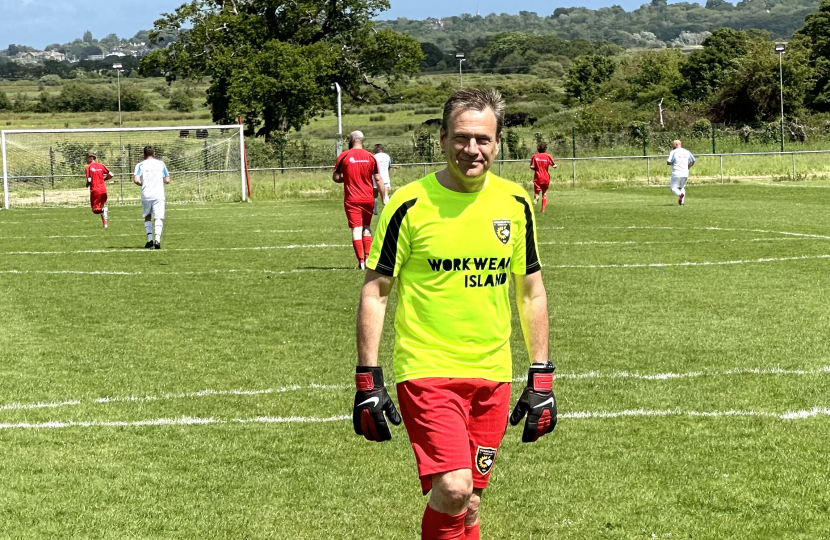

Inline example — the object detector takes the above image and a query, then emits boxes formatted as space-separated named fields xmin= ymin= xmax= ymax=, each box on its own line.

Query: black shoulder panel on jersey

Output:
xmin=375 ymin=198 xmax=418 ymax=276
xmin=512 ymin=195 xmax=541 ymax=274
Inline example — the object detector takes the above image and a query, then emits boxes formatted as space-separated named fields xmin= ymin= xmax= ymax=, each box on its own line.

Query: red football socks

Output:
xmin=352 ymin=239 xmax=365 ymax=263
xmin=362 ymin=235 xmax=372 ymax=261
xmin=422 ymin=505 xmax=466 ymax=540
xmin=464 ymin=521 xmax=480 ymax=540
xmin=541 ymin=194 xmax=548 ymax=213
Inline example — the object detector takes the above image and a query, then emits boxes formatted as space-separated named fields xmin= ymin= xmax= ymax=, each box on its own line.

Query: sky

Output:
xmin=1 ymin=0 xmax=717 ymax=50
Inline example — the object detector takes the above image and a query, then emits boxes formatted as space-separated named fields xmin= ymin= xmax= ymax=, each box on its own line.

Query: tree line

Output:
xmin=563 ymin=1 xmax=830 ymax=133
xmin=379 ymin=0 xmax=821 ymax=50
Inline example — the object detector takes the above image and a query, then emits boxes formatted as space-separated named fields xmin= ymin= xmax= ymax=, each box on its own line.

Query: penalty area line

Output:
xmin=3 ymin=366 xmax=828 ymax=414
xmin=2 ymin=409 xmax=830 ymax=430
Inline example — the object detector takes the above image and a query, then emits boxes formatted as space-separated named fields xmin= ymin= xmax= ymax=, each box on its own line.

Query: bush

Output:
xmin=51 ymin=81 xmax=152 ymax=113
xmin=39 ymin=74 xmax=63 ymax=86
xmin=692 ymin=118 xmax=712 ymax=137
xmin=153 ymin=84 xmax=171 ymax=98
xmin=168 ymin=89 xmax=194 ymax=112
xmin=0 ymin=91 xmax=10 ymax=111
xmin=369 ymin=114 xmax=386 ymax=122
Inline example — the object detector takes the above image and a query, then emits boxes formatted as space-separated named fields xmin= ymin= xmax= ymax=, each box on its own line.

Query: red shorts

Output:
xmin=533 ymin=180 xmax=549 ymax=194
xmin=344 ymin=201 xmax=373 ymax=229
xmin=90 ymin=191 xmax=107 ymax=214
xmin=397 ymin=378 xmax=511 ymax=494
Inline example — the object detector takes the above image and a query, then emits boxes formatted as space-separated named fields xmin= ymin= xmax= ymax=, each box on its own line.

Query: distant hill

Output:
xmin=377 ymin=0 xmax=821 ymax=50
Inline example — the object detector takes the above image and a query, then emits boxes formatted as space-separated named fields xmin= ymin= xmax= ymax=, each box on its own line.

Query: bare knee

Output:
xmin=465 ymin=489 xmax=482 ymax=525
xmin=429 ymin=469 xmax=473 ymax=516
xmin=144 ymin=215 xmax=152 ymax=222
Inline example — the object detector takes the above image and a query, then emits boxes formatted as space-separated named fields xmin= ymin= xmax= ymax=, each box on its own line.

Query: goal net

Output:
xmin=1 ymin=125 xmax=246 ymax=209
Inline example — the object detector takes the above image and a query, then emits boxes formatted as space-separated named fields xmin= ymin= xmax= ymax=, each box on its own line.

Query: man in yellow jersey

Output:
xmin=353 ymin=88 xmax=556 ymax=540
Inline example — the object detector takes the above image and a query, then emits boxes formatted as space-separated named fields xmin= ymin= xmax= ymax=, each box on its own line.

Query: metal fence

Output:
xmin=248 ymin=148 xmax=830 ymax=194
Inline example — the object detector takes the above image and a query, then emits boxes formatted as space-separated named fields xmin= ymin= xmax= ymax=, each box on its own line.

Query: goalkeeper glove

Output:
xmin=353 ymin=366 xmax=402 ymax=442
xmin=510 ymin=361 xmax=557 ymax=443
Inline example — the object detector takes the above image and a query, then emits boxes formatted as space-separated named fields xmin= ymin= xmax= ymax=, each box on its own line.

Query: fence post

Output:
xmin=711 ymin=124 xmax=716 ymax=155
xmin=792 ymin=152 xmax=796 ymax=179
xmin=720 ymin=155 xmax=724 ymax=184
xmin=273 ymin=170 xmax=276 ymax=195
xmin=572 ymin=127 xmax=577 ymax=188
xmin=646 ymin=157 xmax=650 ymax=185
xmin=49 ymin=147 xmax=55 ymax=188
xmin=423 ymin=164 xmax=427 ymax=177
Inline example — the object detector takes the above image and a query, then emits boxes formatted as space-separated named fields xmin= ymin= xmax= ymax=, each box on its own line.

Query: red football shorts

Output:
xmin=344 ymin=201 xmax=373 ymax=228
xmin=397 ymin=378 xmax=511 ymax=494
xmin=90 ymin=190 xmax=107 ymax=214
xmin=533 ymin=180 xmax=550 ymax=194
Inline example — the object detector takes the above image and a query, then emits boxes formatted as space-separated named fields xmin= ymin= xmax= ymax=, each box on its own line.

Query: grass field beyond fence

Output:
xmin=1 ymin=183 xmax=829 ymax=538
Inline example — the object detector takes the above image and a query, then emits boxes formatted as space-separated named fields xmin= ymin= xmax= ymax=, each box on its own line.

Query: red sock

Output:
xmin=362 ymin=235 xmax=372 ymax=260
xmin=422 ymin=505 xmax=466 ymax=540
xmin=541 ymin=194 xmax=548 ymax=212
xmin=352 ymin=239 xmax=365 ymax=263
xmin=464 ymin=522 xmax=480 ymax=540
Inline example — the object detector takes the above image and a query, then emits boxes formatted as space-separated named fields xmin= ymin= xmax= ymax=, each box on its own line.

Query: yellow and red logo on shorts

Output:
xmin=475 ymin=446 xmax=497 ymax=475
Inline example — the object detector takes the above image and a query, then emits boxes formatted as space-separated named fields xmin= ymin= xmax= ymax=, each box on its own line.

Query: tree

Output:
xmin=709 ymin=40 xmax=810 ymax=123
xmin=83 ymin=30 xmax=94 ymax=43
xmin=168 ymin=89 xmax=194 ymax=112
xmin=675 ymin=28 xmax=750 ymax=102
xmin=0 ymin=91 xmax=11 ymax=111
xmin=141 ymin=0 xmax=423 ymax=137
xmin=793 ymin=0 xmax=830 ymax=111
xmin=565 ymin=55 xmax=616 ymax=103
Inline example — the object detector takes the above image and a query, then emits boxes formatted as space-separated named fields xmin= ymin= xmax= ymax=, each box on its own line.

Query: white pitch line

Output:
xmin=559 ymin=408 xmax=830 ymax=420
xmin=4 ymin=366 xmax=827 ymax=415
xmin=0 ymin=268 xmax=347 ymax=277
xmin=539 ymin=237 xmax=809 ymax=247
xmin=2 ymin=409 xmax=830 ymax=430
xmin=0 ymin=414 xmax=351 ymax=430
xmin=3 ymin=244 xmax=348 ymax=255
xmin=553 ymin=254 xmax=830 ymax=269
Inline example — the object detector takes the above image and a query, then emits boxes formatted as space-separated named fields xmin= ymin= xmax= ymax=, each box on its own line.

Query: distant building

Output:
xmin=12 ymin=50 xmax=66 ymax=64
xmin=87 ymin=54 xmax=105 ymax=61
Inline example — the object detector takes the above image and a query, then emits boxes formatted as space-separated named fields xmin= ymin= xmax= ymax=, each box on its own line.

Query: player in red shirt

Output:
xmin=530 ymin=142 xmax=556 ymax=213
xmin=333 ymin=131 xmax=382 ymax=269
xmin=85 ymin=152 xmax=113 ymax=228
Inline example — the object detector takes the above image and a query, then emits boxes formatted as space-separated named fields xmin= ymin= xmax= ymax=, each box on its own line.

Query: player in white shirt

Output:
xmin=667 ymin=140 xmax=695 ymax=206
xmin=372 ymin=144 xmax=391 ymax=215
xmin=133 ymin=146 xmax=170 ymax=249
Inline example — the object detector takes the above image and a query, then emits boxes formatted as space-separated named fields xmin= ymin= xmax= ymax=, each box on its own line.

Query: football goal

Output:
xmin=1 ymin=125 xmax=247 ymax=209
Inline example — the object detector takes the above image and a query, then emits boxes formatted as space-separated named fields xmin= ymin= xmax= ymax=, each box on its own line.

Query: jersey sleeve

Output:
xmin=366 ymin=196 xmax=417 ymax=277
xmin=134 ymin=162 xmax=141 ymax=177
xmin=548 ymin=153 xmax=556 ymax=165
xmin=689 ymin=152 xmax=696 ymax=164
xmin=510 ymin=191 xmax=541 ymax=275
xmin=162 ymin=162 xmax=169 ymax=177
xmin=85 ymin=164 xmax=91 ymax=180
xmin=334 ymin=153 xmax=347 ymax=173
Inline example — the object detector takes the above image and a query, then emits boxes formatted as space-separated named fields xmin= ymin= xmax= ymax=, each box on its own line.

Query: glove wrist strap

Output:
xmin=355 ymin=365 xmax=384 ymax=390
xmin=527 ymin=361 xmax=555 ymax=391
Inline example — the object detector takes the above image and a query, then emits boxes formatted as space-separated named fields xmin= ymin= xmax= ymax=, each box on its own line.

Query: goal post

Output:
xmin=1 ymin=125 xmax=246 ymax=209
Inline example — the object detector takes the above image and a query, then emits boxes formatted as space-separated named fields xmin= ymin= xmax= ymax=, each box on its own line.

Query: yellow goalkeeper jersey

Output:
xmin=366 ymin=172 xmax=541 ymax=383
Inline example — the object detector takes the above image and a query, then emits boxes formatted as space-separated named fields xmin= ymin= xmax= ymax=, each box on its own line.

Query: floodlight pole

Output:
xmin=113 ymin=63 xmax=123 ymax=128
xmin=775 ymin=44 xmax=785 ymax=153
xmin=456 ymin=53 xmax=466 ymax=88
xmin=334 ymin=83 xmax=343 ymax=156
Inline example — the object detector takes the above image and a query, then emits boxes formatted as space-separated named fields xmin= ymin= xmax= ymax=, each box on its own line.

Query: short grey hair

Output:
xmin=442 ymin=88 xmax=506 ymax=136
xmin=349 ymin=130 xmax=365 ymax=142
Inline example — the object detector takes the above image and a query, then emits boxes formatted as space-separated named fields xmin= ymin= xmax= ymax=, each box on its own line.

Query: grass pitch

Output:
xmin=1 ymin=182 xmax=829 ymax=539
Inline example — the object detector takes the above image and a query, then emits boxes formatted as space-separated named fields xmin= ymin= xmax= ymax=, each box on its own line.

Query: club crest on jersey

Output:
xmin=475 ymin=446 xmax=497 ymax=475
xmin=492 ymin=220 xmax=511 ymax=245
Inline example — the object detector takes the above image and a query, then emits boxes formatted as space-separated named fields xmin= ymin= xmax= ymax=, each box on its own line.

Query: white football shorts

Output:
xmin=141 ymin=198 xmax=166 ymax=220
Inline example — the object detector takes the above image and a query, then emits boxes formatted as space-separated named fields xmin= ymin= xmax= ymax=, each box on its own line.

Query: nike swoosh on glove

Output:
xmin=353 ymin=366 xmax=402 ymax=442
xmin=510 ymin=361 xmax=557 ymax=443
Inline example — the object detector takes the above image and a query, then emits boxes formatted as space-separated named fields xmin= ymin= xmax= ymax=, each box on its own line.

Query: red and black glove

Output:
xmin=510 ymin=361 xmax=557 ymax=443
xmin=353 ymin=366 xmax=402 ymax=442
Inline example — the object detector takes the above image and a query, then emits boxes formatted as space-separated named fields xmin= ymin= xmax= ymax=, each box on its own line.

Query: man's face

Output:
xmin=440 ymin=107 xmax=501 ymax=181
xmin=86 ymin=156 xmax=94 ymax=164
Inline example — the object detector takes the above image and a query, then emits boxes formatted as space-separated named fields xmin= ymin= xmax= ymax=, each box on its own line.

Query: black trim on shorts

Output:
xmin=512 ymin=195 xmax=541 ymax=274
xmin=375 ymin=198 xmax=418 ymax=276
